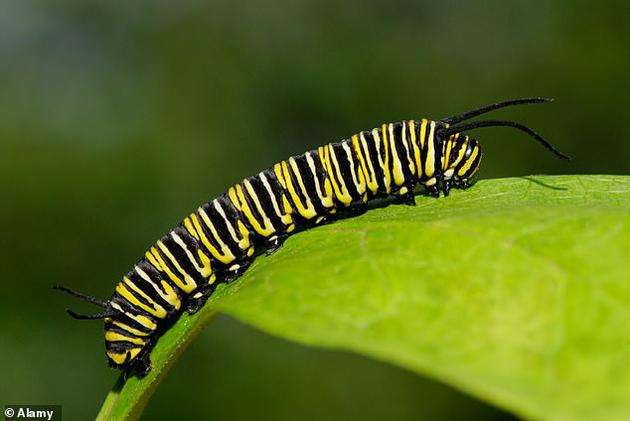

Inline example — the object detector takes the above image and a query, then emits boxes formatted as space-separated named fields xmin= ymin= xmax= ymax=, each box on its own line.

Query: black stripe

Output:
xmin=461 ymin=146 xmax=482 ymax=179
xmin=218 ymin=192 xmax=250 ymax=236
xmin=105 ymin=323 xmax=148 ymax=340
xmin=294 ymin=152 xmax=328 ymax=215
xmin=106 ymin=304 xmax=155 ymax=334
xmin=204 ymin=200 xmax=244 ymax=258
xmin=309 ymin=148 xmax=337 ymax=212
xmin=331 ymin=142 xmax=361 ymax=201
xmin=106 ymin=339 xmax=142 ymax=353
xmin=239 ymin=179 xmax=272 ymax=234
xmin=111 ymin=293 xmax=157 ymax=322
xmin=173 ymin=224 xmax=210 ymax=271
xmin=396 ymin=121 xmax=416 ymax=183
xmin=193 ymin=205 xmax=231 ymax=259
xmin=161 ymin=233 xmax=204 ymax=285
xmin=117 ymin=272 xmax=159 ymax=311
xmin=247 ymin=173 xmax=285 ymax=231
xmin=137 ymin=259 xmax=167 ymax=295
xmin=419 ymin=123 xmax=433 ymax=182
xmin=280 ymin=158 xmax=313 ymax=219
xmin=130 ymin=267 xmax=176 ymax=313
xmin=262 ymin=167 xmax=295 ymax=220
xmin=361 ymin=130 xmax=386 ymax=195
xmin=289 ymin=155 xmax=322 ymax=216
xmin=215 ymin=194 xmax=256 ymax=256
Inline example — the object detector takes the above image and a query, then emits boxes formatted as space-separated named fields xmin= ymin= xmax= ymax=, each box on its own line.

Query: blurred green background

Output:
xmin=1 ymin=0 xmax=628 ymax=419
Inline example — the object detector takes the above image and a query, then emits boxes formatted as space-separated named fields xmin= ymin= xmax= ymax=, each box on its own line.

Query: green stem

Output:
xmin=95 ymin=307 xmax=219 ymax=421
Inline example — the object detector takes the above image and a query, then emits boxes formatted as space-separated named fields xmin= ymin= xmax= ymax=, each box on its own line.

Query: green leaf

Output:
xmin=97 ymin=175 xmax=630 ymax=421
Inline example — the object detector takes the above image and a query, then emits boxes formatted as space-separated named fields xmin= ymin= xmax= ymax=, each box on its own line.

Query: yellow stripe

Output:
xmin=274 ymin=163 xmax=296 ymax=224
xmin=198 ymin=206 xmax=236 ymax=260
xmin=281 ymin=161 xmax=306 ymax=216
xmin=458 ymin=145 xmax=480 ymax=176
xmin=245 ymin=180 xmax=276 ymax=235
xmin=372 ymin=128 xmax=390 ymax=193
xmin=419 ymin=119 xmax=427 ymax=149
xmin=105 ymin=331 xmax=146 ymax=346
xmin=192 ymin=212 xmax=234 ymax=264
xmin=123 ymin=276 xmax=167 ymax=317
xmin=305 ymin=152 xmax=334 ymax=209
xmin=326 ymin=144 xmax=353 ymax=205
xmin=235 ymin=183 xmax=265 ymax=234
xmin=317 ymin=146 xmax=336 ymax=207
xmin=409 ymin=120 xmax=424 ymax=178
xmin=389 ymin=123 xmax=405 ymax=186
xmin=116 ymin=280 xmax=166 ymax=319
xmin=197 ymin=251 xmax=214 ymax=284
xmin=145 ymin=251 xmax=162 ymax=271
xmin=111 ymin=303 xmax=158 ymax=330
xmin=156 ymin=241 xmax=197 ymax=293
xmin=112 ymin=321 xmax=150 ymax=337
xmin=214 ymin=201 xmax=245 ymax=248
xmin=352 ymin=135 xmax=370 ymax=189
xmin=156 ymin=241 xmax=197 ymax=291
xmin=288 ymin=158 xmax=318 ymax=219
xmin=184 ymin=217 xmax=199 ymax=240
xmin=107 ymin=348 xmax=142 ymax=365
xmin=358 ymin=132 xmax=379 ymax=194
xmin=402 ymin=121 xmax=415 ymax=175
xmin=442 ymin=136 xmax=453 ymax=171
xmin=244 ymin=182 xmax=276 ymax=235
xmin=274 ymin=163 xmax=287 ymax=188
xmin=319 ymin=146 xmax=341 ymax=202
xmin=171 ymin=232 xmax=208 ymax=277
xmin=424 ymin=121 xmax=436 ymax=178
xmin=135 ymin=266 xmax=177 ymax=307
xmin=260 ymin=172 xmax=295 ymax=223
xmin=342 ymin=142 xmax=366 ymax=197
xmin=150 ymin=246 xmax=185 ymax=290
xmin=381 ymin=125 xmax=392 ymax=190
xmin=237 ymin=220 xmax=252 ymax=248
xmin=451 ymin=135 xmax=467 ymax=168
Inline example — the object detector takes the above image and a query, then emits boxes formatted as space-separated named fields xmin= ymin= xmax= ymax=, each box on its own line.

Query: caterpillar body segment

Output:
xmin=55 ymin=97 xmax=568 ymax=376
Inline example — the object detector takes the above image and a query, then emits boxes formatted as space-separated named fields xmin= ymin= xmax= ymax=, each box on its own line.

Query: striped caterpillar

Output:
xmin=55 ymin=97 xmax=569 ymax=376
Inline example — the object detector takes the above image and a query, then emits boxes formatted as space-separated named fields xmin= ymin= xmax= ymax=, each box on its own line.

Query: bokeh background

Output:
xmin=1 ymin=1 xmax=629 ymax=419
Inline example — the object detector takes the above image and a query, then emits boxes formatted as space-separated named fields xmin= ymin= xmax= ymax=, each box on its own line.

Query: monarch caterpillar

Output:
xmin=55 ymin=97 xmax=569 ymax=376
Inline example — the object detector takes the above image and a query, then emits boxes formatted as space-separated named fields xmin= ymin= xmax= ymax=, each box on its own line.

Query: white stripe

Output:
xmin=135 ymin=266 xmax=171 ymax=302
xmin=342 ymin=142 xmax=363 ymax=194
xmin=213 ymin=201 xmax=240 ymax=243
xmin=259 ymin=172 xmax=285 ymax=220
xmin=371 ymin=128 xmax=387 ymax=187
xmin=171 ymin=232 xmax=204 ymax=275
xmin=306 ymin=152 xmax=331 ymax=207
xmin=401 ymin=122 xmax=415 ymax=173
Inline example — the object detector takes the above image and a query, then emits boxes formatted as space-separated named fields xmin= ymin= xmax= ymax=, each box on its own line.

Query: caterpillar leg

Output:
xmin=348 ymin=203 xmax=368 ymax=216
xmin=426 ymin=185 xmax=440 ymax=198
xmin=396 ymin=189 xmax=416 ymax=206
xmin=265 ymin=235 xmax=287 ymax=256
xmin=224 ymin=261 xmax=252 ymax=282
xmin=186 ymin=284 xmax=216 ymax=313
xmin=121 ymin=349 xmax=152 ymax=379
xmin=392 ymin=184 xmax=417 ymax=205
xmin=314 ymin=215 xmax=334 ymax=226
xmin=442 ymin=180 xmax=452 ymax=197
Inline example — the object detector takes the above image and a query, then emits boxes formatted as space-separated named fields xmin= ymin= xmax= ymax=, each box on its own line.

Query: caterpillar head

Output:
xmin=435 ymin=97 xmax=570 ymax=195
xmin=441 ymin=133 xmax=482 ymax=190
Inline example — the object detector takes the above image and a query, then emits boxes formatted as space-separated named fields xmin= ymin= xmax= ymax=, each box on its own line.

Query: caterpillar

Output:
xmin=55 ymin=97 xmax=569 ymax=376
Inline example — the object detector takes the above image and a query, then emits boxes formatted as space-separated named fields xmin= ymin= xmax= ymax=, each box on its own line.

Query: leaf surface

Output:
xmin=99 ymin=175 xmax=630 ymax=421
